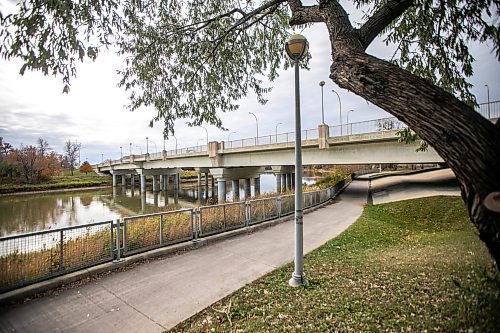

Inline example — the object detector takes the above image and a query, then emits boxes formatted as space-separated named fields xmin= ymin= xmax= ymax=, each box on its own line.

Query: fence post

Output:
xmin=193 ymin=209 xmax=199 ymax=242
xmin=277 ymin=196 xmax=282 ymax=218
xmin=245 ymin=202 xmax=250 ymax=227
xmin=114 ymin=219 xmax=123 ymax=262
xmin=59 ymin=230 xmax=64 ymax=272
xmin=122 ymin=220 xmax=127 ymax=256
xmin=159 ymin=214 xmax=164 ymax=245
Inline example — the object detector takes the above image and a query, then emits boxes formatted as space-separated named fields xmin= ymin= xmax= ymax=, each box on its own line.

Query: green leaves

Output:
xmin=396 ymin=127 xmax=429 ymax=152
xmin=116 ymin=0 xmax=291 ymax=136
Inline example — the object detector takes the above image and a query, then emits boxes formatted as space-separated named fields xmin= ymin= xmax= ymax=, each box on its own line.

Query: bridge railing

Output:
xmin=0 ymin=176 xmax=352 ymax=293
xmin=478 ymin=100 xmax=500 ymax=119
xmin=329 ymin=116 xmax=408 ymax=137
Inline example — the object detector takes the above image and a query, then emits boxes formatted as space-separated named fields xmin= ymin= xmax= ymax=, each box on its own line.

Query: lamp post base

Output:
xmin=288 ymin=272 xmax=308 ymax=288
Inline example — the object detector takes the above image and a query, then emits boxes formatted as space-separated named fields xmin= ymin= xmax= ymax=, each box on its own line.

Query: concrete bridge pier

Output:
xmin=197 ymin=173 xmax=202 ymax=201
xmin=141 ymin=192 xmax=146 ymax=213
xmin=204 ymin=172 xmax=209 ymax=200
xmin=131 ymin=174 xmax=135 ymax=188
xmin=159 ymin=175 xmax=163 ymax=191
xmin=232 ymin=179 xmax=240 ymax=202
xmin=153 ymin=192 xmax=159 ymax=207
xmin=112 ymin=174 xmax=117 ymax=187
xmin=254 ymin=177 xmax=260 ymax=196
xmin=276 ymin=174 xmax=282 ymax=193
xmin=140 ymin=175 xmax=146 ymax=193
xmin=244 ymin=178 xmax=251 ymax=199
xmin=217 ymin=179 xmax=226 ymax=203
xmin=291 ymin=173 xmax=295 ymax=189
xmin=286 ymin=173 xmax=292 ymax=191
xmin=152 ymin=175 xmax=159 ymax=192
xmin=174 ymin=173 xmax=179 ymax=204
xmin=211 ymin=175 xmax=215 ymax=199
xmin=121 ymin=175 xmax=126 ymax=187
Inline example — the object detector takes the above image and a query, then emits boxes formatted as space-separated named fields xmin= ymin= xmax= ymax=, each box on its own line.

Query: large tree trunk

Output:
xmin=328 ymin=40 xmax=500 ymax=267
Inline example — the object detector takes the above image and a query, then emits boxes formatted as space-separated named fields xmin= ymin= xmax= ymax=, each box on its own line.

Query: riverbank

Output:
xmin=171 ymin=196 xmax=499 ymax=332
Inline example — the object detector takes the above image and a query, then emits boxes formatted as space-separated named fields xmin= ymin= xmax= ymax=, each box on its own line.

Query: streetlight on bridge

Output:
xmin=485 ymin=84 xmax=491 ymax=118
xmin=331 ymin=89 xmax=342 ymax=135
xmin=129 ymin=142 xmax=132 ymax=156
xmin=146 ymin=137 xmax=149 ymax=155
xmin=201 ymin=126 xmax=209 ymax=145
xmin=120 ymin=146 xmax=123 ymax=161
xmin=248 ymin=112 xmax=259 ymax=144
xmin=285 ymin=33 xmax=309 ymax=288
xmin=228 ymin=131 xmax=236 ymax=142
xmin=275 ymin=122 xmax=282 ymax=143
xmin=319 ymin=81 xmax=325 ymax=124
xmin=347 ymin=109 xmax=355 ymax=135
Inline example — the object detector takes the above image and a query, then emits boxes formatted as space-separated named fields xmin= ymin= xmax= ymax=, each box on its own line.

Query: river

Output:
xmin=0 ymin=173 xmax=319 ymax=237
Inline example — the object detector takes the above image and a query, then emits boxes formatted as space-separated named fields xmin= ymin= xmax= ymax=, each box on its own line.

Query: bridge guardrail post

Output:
xmin=159 ymin=214 xmax=164 ymax=245
xmin=245 ymin=202 xmax=250 ymax=227
xmin=277 ymin=196 xmax=282 ymax=218
xmin=114 ymin=219 xmax=124 ymax=262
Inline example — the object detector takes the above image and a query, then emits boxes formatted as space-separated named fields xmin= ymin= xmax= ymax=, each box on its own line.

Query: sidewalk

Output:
xmin=0 ymin=181 xmax=368 ymax=333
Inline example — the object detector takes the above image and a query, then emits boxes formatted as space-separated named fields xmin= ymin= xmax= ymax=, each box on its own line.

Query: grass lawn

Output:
xmin=0 ymin=172 xmax=111 ymax=194
xmin=170 ymin=196 xmax=499 ymax=332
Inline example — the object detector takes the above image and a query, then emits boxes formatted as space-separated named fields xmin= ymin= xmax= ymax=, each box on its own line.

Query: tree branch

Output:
xmin=287 ymin=0 xmax=323 ymax=26
xmin=357 ymin=0 xmax=414 ymax=50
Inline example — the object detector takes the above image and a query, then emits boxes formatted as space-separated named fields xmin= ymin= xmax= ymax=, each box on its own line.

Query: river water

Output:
xmin=0 ymin=173 xmax=319 ymax=237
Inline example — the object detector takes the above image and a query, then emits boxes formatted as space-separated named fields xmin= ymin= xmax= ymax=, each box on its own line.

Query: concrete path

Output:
xmin=0 ymin=181 xmax=368 ymax=333
xmin=370 ymin=168 xmax=460 ymax=204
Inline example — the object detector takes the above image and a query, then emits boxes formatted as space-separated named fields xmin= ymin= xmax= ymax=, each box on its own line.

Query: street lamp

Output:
xmin=172 ymin=135 xmax=178 ymax=154
xmin=331 ymin=89 xmax=342 ymax=135
xmin=248 ymin=112 xmax=259 ymax=144
xmin=347 ymin=109 xmax=355 ymax=135
xmin=319 ymin=81 xmax=325 ymax=124
xmin=196 ymin=138 xmax=204 ymax=150
xmin=485 ymin=84 xmax=491 ymax=118
xmin=101 ymin=153 xmax=104 ymax=163
xmin=275 ymin=122 xmax=282 ymax=143
xmin=228 ymin=131 xmax=236 ymax=142
xmin=285 ymin=33 xmax=309 ymax=288
xmin=129 ymin=142 xmax=132 ymax=156
xmin=201 ymin=126 xmax=209 ymax=145
xmin=146 ymin=137 xmax=149 ymax=155
xmin=120 ymin=146 xmax=123 ymax=161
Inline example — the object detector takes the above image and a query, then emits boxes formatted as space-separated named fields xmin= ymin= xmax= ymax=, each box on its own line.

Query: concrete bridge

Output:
xmin=93 ymin=108 xmax=498 ymax=203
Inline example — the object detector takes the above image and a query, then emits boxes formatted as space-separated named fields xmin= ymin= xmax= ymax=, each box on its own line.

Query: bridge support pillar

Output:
xmin=174 ymin=174 xmax=179 ymax=204
xmin=197 ymin=173 xmax=202 ymax=201
xmin=217 ymin=179 xmax=226 ymax=203
xmin=159 ymin=175 xmax=163 ymax=191
xmin=281 ymin=174 xmax=286 ymax=192
xmin=131 ymin=174 xmax=135 ymax=188
xmin=112 ymin=174 xmax=117 ymax=187
xmin=276 ymin=174 xmax=282 ymax=193
xmin=286 ymin=173 xmax=292 ymax=191
xmin=141 ymin=192 xmax=146 ymax=213
xmin=121 ymin=175 xmax=126 ymax=187
xmin=211 ymin=175 xmax=215 ymax=199
xmin=152 ymin=175 xmax=159 ymax=192
xmin=232 ymin=179 xmax=240 ymax=202
xmin=204 ymin=172 xmax=209 ymax=200
xmin=254 ymin=177 xmax=260 ymax=196
xmin=140 ymin=175 xmax=146 ymax=193
xmin=244 ymin=178 xmax=251 ymax=199
xmin=291 ymin=173 xmax=295 ymax=189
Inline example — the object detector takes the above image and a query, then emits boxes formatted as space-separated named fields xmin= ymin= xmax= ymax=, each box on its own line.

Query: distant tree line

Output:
xmin=0 ymin=137 xmax=83 ymax=184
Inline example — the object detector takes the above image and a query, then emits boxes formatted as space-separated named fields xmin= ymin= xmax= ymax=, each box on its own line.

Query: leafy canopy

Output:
xmin=1 ymin=0 xmax=498 ymax=135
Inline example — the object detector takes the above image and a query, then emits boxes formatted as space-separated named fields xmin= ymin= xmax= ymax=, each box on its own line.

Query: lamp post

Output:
xmin=120 ymin=146 xmax=123 ymax=161
xmin=485 ymin=84 xmax=491 ymax=118
xmin=275 ymin=122 xmax=282 ymax=143
xmin=331 ymin=89 xmax=342 ymax=135
xmin=101 ymin=153 xmax=104 ymax=163
xmin=347 ymin=109 xmax=354 ymax=135
xmin=146 ymin=137 xmax=149 ymax=155
xmin=228 ymin=131 xmax=236 ymax=142
xmin=285 ymin=33 xmax=309 ymax=288
xmin=201 ymin=126 xmax=209 ymax=145
xmin=248 ymin=112 xmax=259 ymax=144
xmin=172 ymin=135 xmax=178 ymax=154
xmin=319 ymin=81 xmax=325 ymax=124
xmin=196 ymin=138 xmax=204 ymax=150
xmin=129 ymin=142 xmax=132 ymax=156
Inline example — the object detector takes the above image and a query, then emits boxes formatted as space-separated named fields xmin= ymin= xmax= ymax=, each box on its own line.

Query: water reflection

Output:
xmin=0 ymin=172 xmax=321 ymax=237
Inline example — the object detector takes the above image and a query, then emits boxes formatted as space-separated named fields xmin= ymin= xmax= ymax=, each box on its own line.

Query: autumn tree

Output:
xmin=1 ymin=1 xmax=499 ymax=266
xmin=36 ymin=138 xmax=50 ymax=156
xmin=63 ymin=140 xmax=81 ymax=176
xmin=79 ymin=161 xmax=93 ymax=175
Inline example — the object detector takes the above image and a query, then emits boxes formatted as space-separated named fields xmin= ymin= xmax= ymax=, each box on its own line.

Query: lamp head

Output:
xmin=319 ymin=81 xmax=325 ymax=86
xmin=285 ymin=34 xmax=309 ymax=61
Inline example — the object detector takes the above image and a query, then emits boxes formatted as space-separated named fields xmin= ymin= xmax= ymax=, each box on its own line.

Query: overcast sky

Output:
xmin=1 ymin=2 xmax=499 ymax=164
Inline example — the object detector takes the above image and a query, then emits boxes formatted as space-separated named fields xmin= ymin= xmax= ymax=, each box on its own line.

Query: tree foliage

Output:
xmin=63 ymin=140 xmax=81 ymax=175
xmin=79 ymin=161 xmax=93 ymax=175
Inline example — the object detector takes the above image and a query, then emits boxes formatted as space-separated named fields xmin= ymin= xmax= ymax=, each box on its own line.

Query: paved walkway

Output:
xmin=370 ymin=169 xmax=460 ymax=204
xmin=0 ymin=181 xmax=368 ymax=333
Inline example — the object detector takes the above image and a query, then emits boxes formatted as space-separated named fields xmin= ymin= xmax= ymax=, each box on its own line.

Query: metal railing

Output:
xmin=96 ymin=101 xmax=498 ymax=168
xmin=0 ymin=221 xmax=114 ymax=293
xmin=0 ymin=176 xmax=352 ymax=293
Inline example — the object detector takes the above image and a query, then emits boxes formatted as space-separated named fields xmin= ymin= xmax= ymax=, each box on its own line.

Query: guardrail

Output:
xmin=96 ymin=101 xmax=498 ymax=168
xmin=0 ymin=176 xmax=352 ymax=293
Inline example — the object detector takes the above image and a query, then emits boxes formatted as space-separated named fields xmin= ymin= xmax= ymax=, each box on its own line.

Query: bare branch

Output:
xmin=357 ymin=0 xmax=414 ymax=49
